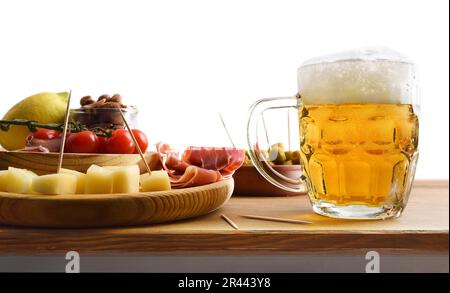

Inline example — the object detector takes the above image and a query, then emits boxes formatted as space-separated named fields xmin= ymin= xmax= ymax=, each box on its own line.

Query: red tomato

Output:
xmin=132 ymin=129 xmax=149 ymax=153
xmin=97 ymin=136 xmax=109 ymax=153
xmin=105 ymin=129 xmax=135 ymax=154
xmin=33 ymin=128 xmax=61 ymax=140
xmin=65 ymin=131 xmax=100 ymax=153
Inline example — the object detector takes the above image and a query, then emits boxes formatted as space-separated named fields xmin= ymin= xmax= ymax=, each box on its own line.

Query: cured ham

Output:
xmin=157 ymin=143 xmax=245 ymax=189
xmin=181 ymin=147 xmax=245 ymax=176
xmin=17 ymin=146 xmax=51 ymax=153
xmin=171 ymin=166 xmax=222 ymax=189
xmin=25 ymin=133 xmax=62 ymax=152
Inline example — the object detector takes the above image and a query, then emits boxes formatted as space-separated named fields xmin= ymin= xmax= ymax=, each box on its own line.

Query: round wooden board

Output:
xmin=0 ymin=151 xmax=162 ymax=175
xmin=0 ymin=179 xmax=234 ymax=228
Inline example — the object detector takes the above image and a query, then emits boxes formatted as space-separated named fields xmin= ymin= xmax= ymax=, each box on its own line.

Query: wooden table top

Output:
xmin=0 ymin=180 xmax=448 ymax=255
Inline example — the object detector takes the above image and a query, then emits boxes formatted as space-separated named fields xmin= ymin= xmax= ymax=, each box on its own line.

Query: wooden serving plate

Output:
xmin=0 ymin=178 xmax=234 ymax=228
xmin=233 ymin=165 xmax=306 ymax=197
xmin=0 ymin=151 xmax=162 ymax=175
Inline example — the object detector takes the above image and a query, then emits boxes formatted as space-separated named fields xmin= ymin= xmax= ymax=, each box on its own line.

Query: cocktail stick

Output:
xmin=241 ymin=214 xmax=312 ymax=225
xmin=221 ymin=214 xmax=239 ymax=230
xmin=119 ymin=110 xmax=152 ymax=175
xmin=261 ymin=114 xmax=271 ymax=149
xmin=57 ymin=90 xmax=72 ymax=173
xmin=287 ymin=109 xmax=291 ymax=152
xmin=219 ymin=113 xmax=236 ymax=149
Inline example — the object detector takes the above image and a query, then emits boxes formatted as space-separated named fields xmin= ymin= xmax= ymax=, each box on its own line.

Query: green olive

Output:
xmin=271 ymin=143 xmax=285 ymax=152
xmin=276 ymin=142 xmax=285 ymax=148
xmin=285 ymin=151 xmax=293 ymax=161
xmin=269 ymin=146 xmax=286 ymax=165
xmin=291 ymin=150 xmax=301 ymax=165
xmin=244 ymin=152 xmax=253 ymax=166
xmin=260 ymin=149 xmax=270 ymax=161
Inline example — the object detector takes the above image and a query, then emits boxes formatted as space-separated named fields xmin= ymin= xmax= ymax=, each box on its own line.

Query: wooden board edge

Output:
xmin=0 ymin=231 xmax=447 ymax=255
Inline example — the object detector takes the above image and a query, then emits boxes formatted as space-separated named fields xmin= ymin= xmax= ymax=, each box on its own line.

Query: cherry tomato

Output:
xmin=65 ymin=131 xmax=100 ymax=153
xmin=32 ymin=128 xmax=61 ymax=140
xmin=132 ymin=129 xmax=149 ymax=153
xmin=105 ymin=129 xmax=135 ymax=154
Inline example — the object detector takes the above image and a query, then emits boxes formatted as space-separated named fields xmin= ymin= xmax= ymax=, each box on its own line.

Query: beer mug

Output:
xmin=247 ymin=48 xmax=419 ymax=219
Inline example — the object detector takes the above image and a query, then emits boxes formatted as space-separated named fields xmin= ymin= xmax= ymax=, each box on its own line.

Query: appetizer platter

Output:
xmin=0 ymin=92 xmax=244 ymax=228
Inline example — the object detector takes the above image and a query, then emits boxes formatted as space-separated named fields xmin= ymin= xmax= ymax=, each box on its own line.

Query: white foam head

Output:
xmin=298 ymin=47 xmax=417 ymax=105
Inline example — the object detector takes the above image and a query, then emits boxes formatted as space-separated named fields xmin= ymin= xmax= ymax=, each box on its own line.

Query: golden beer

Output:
xmin=247 ymin=48 xmax=419 ymax=219
xmin=299 ymin=103 xmax=419 ymax=210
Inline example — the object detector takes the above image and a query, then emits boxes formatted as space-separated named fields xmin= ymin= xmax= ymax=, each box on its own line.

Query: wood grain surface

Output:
xmin=0 ymin=179 xmax=234 ymax=228
xmin=0 ymin=151 xmax=162 ymax=175
xmin=0 ymin=180 xmax=447 ymax=255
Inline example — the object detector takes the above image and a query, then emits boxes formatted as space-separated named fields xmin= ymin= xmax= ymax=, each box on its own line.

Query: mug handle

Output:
xmin=247 ymin=95 xmax=306 ymax=193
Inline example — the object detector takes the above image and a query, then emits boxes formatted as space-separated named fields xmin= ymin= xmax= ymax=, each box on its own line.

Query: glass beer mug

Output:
xmin=247 ymin=48 xmax=419 ymax=220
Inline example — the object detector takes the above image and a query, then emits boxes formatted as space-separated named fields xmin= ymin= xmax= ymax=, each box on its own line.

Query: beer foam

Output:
xmin=298 ymin=47 xmax=416 ymax=105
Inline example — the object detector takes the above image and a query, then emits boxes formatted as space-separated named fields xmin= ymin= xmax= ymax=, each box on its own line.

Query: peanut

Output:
xmin=98 ymin=94 xmax=111 ymax=102
xmin=110 ymin=94 xmax=123 ymax=104
xmin=80 ymin=96 xmax=95 ymax=106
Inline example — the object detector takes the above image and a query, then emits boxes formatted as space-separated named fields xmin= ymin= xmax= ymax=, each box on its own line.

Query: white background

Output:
xmin=0 ymin=0 xmax=448 ymax=179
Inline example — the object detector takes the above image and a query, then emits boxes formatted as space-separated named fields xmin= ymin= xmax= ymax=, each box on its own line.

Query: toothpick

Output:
xmin=261 ymin=114 xmax=271 ymax=148
xmin=57 ymin=90 xmax=72 ymax=173
xmin=241 ymin=214 xmax=312 ymax=225
xmin=287 ymin=109 xmax=291 ymax=152
xmin=221 ymin=214 xmax=239 ymax=230
xmin=218 ymin=113 xmax=236 ymax=149
xmin=119 ymin=110 xmax=152 ymax=175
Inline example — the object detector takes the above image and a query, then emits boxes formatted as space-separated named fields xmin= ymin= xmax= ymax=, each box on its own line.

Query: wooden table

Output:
xmin=0 ymin=180 xmax=448 ymax=272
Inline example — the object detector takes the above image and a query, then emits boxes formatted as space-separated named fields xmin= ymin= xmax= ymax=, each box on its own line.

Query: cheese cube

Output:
xmin=32 ymin=173 xmax=78 ymax=195
xmin=105 ymin=165 xmax=140 ymax=194
xmin=6 ymin=167 xmax=38 ymax=194
xmin=0 ymin=170 xmax=9 ymax=192
xmin=140 ymin=171 xmax=171 ymax=192
xmin=85 ymin=165 xmax=113 ymax=194
xmin=60 ymin=168 xmax=86 ymax=194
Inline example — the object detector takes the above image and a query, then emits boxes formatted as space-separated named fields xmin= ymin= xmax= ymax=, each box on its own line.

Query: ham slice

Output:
xmin=171 ymin=166 xmax=222 ymax=189
xmin=181 ymin=147 xmax=245 ymax=176
xmin=165 ymin=152 xmax=191 ymax=175
xmin=25 ymin=133 xmax=62 ymax=153
xmin=157 ymin=143 xmax=245 ymax=189
xmin=17 ymin=146 xmax=51 ymax=153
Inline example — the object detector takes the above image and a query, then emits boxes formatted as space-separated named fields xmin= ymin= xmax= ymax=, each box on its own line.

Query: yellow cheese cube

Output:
xmin=0 ymin=170 xmax=9 ymax=192
xmin=60 ymin=168 xmax=86 ymax=194
xmin=105 ymin=165 xmax=140 ymax=194
xmin=6 ymin=167 xmax=38 ymax=194
xmin=140 ymin=171 xmax=172 ymax=192
xmin=32 ymin=173 xmax=78 ymax=195
xmin=85 ymin=165 xmax=113 ymax=194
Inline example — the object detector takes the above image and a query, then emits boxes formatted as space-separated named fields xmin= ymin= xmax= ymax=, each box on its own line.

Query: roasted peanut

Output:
xmin=110 ymin=94 xmax=123 ymax=104
xmin=81 ymin=93 xmax=127 ymax=109
xmin=80 ymin=96 xmax=95 ymax=106
xmin=98 ymin=94 xmax=111 ymax=102
xmin=96 ymin=102 xmax=121 ymax=109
